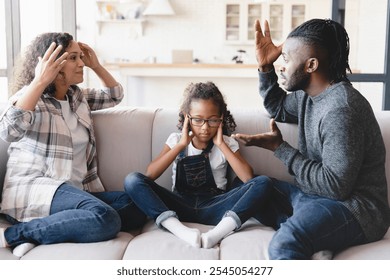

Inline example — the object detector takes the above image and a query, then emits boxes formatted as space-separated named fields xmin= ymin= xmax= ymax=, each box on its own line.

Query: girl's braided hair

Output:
xmin=178 ymin=81 xmax=236 ymax=135
xmin=288 ymin=18 xmax=352 ymax=83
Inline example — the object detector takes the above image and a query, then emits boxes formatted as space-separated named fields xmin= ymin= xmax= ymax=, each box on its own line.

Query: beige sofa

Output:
xmin=0 ymin=106 xmax=389 ymax=260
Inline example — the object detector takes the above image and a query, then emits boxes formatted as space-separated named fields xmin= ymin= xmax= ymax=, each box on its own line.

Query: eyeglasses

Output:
xmin=187 ymin=115 xmax=223 ymax=127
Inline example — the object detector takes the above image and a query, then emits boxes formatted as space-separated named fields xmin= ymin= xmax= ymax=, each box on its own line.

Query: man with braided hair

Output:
xmin=233 ymin=19 xmax=390 ymax=259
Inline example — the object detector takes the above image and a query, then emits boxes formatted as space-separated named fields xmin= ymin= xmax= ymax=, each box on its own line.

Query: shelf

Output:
xmin=97 ymin=19 xmax=145 ymax=24
xmin=95 ymin=0 xmax=145 ymax=36
xmin=97 ymin=19 xmax=145 ymax=35
xmin=96 ymin=0 xmax=142 ymax=3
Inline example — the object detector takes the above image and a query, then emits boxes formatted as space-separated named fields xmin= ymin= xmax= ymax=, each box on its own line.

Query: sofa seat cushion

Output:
xmin=219 ymin=218 xmax=274 ymax=260
xmin=0 ymin=248 xmax=18 ymax=260
xmin=0 ymin=215 xmax=17 ymax=259
xmin=20 ymin=232 xmax=135 ymax=260
xmin=123 ymin=220 xmax=220 ymax=259
xmin=123 ymin=218 xmax=274 ymax=260
xmin=333 ymin=228 xmax=390 ymax=260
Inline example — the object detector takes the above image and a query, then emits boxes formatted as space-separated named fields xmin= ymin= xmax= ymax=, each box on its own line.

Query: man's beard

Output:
xmin=284 ymin=63 xmax=310 ymax=92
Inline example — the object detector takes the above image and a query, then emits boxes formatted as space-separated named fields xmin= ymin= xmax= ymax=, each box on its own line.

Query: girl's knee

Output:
xmin=124 ymin=172 xmax=145 ymax=192
xmin=252 ymin=175 xmax=273 ymax=186
xmin=247 ymin=175 xmax=273 ymax=194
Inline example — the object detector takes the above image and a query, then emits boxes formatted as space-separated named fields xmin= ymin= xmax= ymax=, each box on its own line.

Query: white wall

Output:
xmin=77 ymin=0 xmax=256 ymax=64
xmin=76 ymin=0 xmax=386 ymax=110
xmin=77 ymin=0 xmax=333 ymax=65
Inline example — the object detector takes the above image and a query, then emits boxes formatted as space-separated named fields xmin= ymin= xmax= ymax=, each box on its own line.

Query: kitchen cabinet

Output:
xmin=224 ymin=0 xmax=306 ymax=45
xmin=225 ymin=1 xmax=262 ymax=44
xmin=95 ymin=0 xmax=145 ymax=35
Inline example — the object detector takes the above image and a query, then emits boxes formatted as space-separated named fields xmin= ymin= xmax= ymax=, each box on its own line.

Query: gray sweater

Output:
xmin=259 ymin=69 xmax=390 ymax=242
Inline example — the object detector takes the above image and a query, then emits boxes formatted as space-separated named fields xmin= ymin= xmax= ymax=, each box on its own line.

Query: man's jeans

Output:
xmin=4 ymin=183 xmax=146 ymax=247
xmin=124 ymin=172 xmax=273 ymax=229
xmin=256 ymin=179 xmax=367 ymax=259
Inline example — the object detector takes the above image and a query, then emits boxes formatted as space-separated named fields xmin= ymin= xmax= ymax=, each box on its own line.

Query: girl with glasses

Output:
xmin=125 ymin=81 xmax=272 ymax=248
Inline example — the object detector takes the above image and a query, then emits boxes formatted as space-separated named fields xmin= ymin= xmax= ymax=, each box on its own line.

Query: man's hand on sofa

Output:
xmin=232 ymin=118 xmax=283 ymax=152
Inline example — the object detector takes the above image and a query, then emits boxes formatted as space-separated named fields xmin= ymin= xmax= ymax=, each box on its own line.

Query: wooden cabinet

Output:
xmin=225 ymin=3 xmax=240 ymax=42
xmin=224 ymin=0 xmax=306 ymax=45
xmin=225 ymin=1 xmax=262 ymax=44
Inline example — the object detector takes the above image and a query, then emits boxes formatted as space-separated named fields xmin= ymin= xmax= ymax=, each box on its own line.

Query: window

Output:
xmin=344 ymin=0 xmax=387 ymax=74
xmin=353 ymin=83 xmax=384 ymax=111
xmin=340 ymin=0 xmax=390 ymax=109
xmin=1 ymin=0 xmax=73 ymax=103
xmin=19 ymin=0 xmax=62 ymax=51
xmin=0 ymin=1 xmax=8 ymax=103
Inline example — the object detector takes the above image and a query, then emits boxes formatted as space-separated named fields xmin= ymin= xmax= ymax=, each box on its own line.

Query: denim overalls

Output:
xmin=175 ymin=141 xmax=224 ymax=195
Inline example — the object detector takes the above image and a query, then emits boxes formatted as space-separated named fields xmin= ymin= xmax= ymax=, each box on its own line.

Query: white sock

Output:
xmin=312 ymin=250 xmax=333 ymax=260
xmin=161 ymin=217 xmax=201 ymax=248
xmin=13 ymin=243 xmax=37 ymax=257
xmin=0 ymin=228 xmax=9 ymax=248
xmin=201 ymin=216 xmax=237 ymax=249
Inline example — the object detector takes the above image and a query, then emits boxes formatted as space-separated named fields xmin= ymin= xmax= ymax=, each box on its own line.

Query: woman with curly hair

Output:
xmin=0 ymin=33 xmax=145 ymax=256
xmin=125 ymin=81 xmax=272 ymax=248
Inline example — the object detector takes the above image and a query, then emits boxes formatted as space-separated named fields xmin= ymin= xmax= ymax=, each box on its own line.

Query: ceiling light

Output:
xmin=143 ymin=0 xmax=175 ymax=16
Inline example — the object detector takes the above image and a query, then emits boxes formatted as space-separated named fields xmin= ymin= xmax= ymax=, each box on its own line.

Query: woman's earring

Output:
xmin=57 ymin=72 xmax=67 ymax=86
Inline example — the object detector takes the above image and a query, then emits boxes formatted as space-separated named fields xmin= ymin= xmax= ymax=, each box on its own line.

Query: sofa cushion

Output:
xmin=123 ymin=220 xmax=220 ymax=259
xmin=374 ymin=111 xmax=390 ymax=204
xmin=151 ymin=108 xmax=181 ymax=189
xmin=219 ymin=218 xmax=274 ymax=260
xmin=333 ymin=228 xmax=390 ymax=259
xmin=0 ymin=214 xmax=17 ymax=259
xmin=21 ymin=232 xmax=135 ymax=260
xmin=92 ymin=107 xmax=157 ymax=192
xmin=230 ymin=108 xmax=295 ymax=183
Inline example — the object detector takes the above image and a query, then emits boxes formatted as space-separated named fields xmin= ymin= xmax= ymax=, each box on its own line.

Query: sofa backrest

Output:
xmin=92 ymin=106 xmax=157 ymax=191
xmin=135 ymin=107 xmax=390 ymax=206
xmin=373 ymin=111 xmax=390 ymax=204
xmin=0 ymin=106 xmax=390 ymax=206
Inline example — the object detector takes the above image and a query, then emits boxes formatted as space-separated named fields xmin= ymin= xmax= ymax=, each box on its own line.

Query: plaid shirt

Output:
xmin=0 ymin=84 xmax=123 ymax=222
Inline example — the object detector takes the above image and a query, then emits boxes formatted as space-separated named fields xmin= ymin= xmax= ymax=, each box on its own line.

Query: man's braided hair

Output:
xmin=288 ymin=18 xmax=352 ymax=84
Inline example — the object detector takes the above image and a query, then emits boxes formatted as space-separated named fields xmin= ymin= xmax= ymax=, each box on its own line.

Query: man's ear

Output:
xmin=306 ymin=58 xmax=319 ymax=73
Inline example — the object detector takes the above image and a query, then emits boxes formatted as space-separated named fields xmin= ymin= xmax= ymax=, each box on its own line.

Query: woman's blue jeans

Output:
xmin=124 ymin=172 xmax=273 ymax=229
xmin=255 ymin=179 xmax=367 ymax=259
xmin=4 ymin=183 xmax=146 ymax=247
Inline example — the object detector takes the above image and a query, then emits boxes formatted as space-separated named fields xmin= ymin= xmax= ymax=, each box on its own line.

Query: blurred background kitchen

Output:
xmin=1 ymin=0 xmax=389 ymax=110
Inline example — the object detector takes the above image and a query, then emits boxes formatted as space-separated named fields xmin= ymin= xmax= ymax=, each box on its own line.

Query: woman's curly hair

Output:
xmin=11 ymin=32 xmax=73 ymax=95
xmin=177 ymin=81 xmax=236 ymax=135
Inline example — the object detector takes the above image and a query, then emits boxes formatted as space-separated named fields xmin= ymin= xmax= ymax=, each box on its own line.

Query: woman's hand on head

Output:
xmin=34 ymin=42 xmax=68 ymax=87
xmin=78 ymin=42 xmax=100 ymax=69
